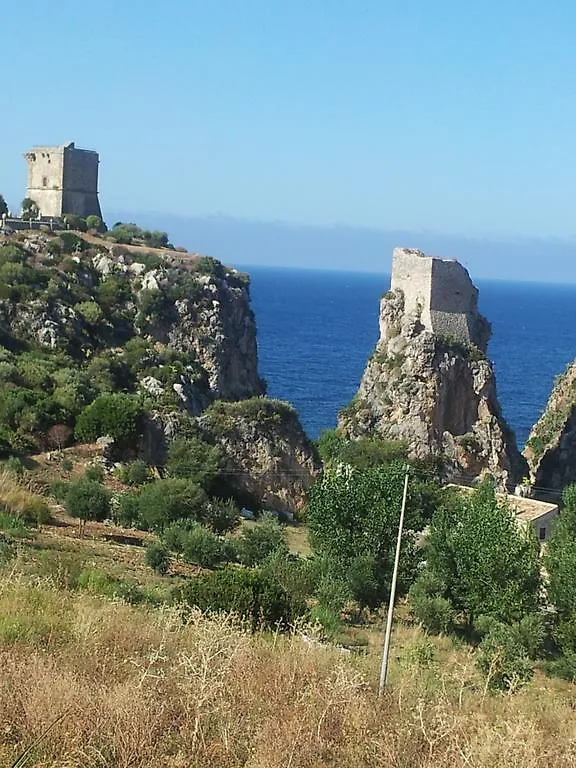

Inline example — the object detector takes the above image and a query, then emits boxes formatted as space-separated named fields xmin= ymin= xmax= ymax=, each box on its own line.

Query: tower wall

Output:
xmin=62 ymin=146 xmax=102 ymax=218
xmin=23 ymin=143 xmax=101 ymax=219
xmin=390 ymin=247 xmax=489 ymax=349
xmin=23 ymin=146 xmax=65 ymax=217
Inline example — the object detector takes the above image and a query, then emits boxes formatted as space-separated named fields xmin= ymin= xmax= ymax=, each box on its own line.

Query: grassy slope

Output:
xmin=0 ymin=576 xmax=576 ymax=767
xmin=1 ymin=454 xmax=576 ymax=766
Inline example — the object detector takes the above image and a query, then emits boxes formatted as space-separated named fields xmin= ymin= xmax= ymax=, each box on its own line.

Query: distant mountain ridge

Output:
xmin=104 ymin=211 xmax=576 ymax=283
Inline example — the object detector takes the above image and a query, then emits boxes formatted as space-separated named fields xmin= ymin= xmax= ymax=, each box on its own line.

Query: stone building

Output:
xmin=23 ymin=142 xmax=102 ymax=219
xmin=391 ymin=247 xmax=490 ymax=351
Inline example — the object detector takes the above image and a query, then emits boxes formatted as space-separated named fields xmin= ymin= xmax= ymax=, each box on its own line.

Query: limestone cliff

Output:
xmin=524 ymin=362 xmax=576 ymax=492
xmin=143 ymin=399 xmax=322 ymax=515
xmin=338 ymin=251 xmax=526 ymax=489
xmin=0 ymin=232 xmax=264 ymax=409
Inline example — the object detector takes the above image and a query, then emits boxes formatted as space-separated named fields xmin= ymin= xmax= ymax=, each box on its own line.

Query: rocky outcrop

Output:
xmin=0 ymin=233 xmax=264 ymax=406
xmin=524 ymin=362 xmax=576 ymax=492
xmin=338 ymin=257 xmax=526 ymax=489
xmin=140 ymin=399 xmax=321 ymax=515
xmin=197 ymin=399 xmax=322 ymax=514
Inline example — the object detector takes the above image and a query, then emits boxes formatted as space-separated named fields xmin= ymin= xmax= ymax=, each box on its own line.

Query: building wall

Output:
xmin=390 ymin=248 xmax=433 ymax=329
xmin=23 ymin=146 xmax=65 ymax=217
xmin=62 ymin=146 xmax=101 ymax=218
xmin=23 ymin=143 xmax=101 ymax=218
xmin=391 ymin=247 xmax=484 ymax=347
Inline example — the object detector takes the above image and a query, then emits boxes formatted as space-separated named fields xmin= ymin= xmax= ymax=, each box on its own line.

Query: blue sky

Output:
xmin=3 ymin=1 xmax=576 ymax=278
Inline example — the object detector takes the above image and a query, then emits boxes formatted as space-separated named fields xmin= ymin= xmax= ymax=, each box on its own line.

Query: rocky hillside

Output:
xmin=0 ymin=229 xmax=318 ymax=511
xmin=524 ymin=361 xmax=576 ymax=492
xmin=338 ymin=277 xmax=527 ymax=489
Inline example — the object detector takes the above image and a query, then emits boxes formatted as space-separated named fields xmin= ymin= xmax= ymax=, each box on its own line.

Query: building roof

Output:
xmin=447 ymin=484 xmax=558 ymax=522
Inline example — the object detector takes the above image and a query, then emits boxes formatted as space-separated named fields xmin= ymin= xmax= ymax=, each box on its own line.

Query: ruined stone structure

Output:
xmin=391 ymin=247 xmax=490 ymax=351
xmin=23 ymin=142 xmax=102 ymax=219
xmin=338 ymin=247 xmax=526 ymax=489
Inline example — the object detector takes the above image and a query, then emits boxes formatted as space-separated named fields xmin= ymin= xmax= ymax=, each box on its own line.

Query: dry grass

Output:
xmin=0 ymin=470 xmax=48 ymax=525
xmin=0 ymin=578 xmax=576 ymax=767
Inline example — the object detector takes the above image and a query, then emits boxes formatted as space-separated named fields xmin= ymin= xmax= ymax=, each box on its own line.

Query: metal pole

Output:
xmin=378 ymin=467 xmax=409 ymax=696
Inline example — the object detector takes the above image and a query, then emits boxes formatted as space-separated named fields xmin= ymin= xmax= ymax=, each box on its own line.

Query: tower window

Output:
xmin=42 ymin=177 xmax=48 ymax=187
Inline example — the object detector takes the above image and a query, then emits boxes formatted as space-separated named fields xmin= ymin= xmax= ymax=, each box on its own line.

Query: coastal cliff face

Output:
xmin=524 ymin=362 xmax=576 ymax=491
xmin=338 ymin=256 xmax=527 ymax=489
xmin=0 ymin=231 xmax=313 ymax=512
xmin=0 ymin=233 xmax=264 ymax=407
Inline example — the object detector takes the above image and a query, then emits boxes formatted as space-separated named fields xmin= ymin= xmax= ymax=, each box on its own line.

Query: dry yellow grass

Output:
xmin=0 ymin=470 xmax=48 ymax=525
xmin=0 ymin=576 xmax=576 ymax=767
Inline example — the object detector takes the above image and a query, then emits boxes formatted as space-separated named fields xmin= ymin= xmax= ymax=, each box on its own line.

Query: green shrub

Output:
xmin=476 ymin=620 xmax=535 ymax=692
xmin=85 ymin=215 xmax=104 ymax=231
xmin=165 ymin=437 xmax=221 ymax=490
xmin=84 ymin=463 xmax=105 ymax=482
xmin=114 ymin=492 xmax=141 ymax=527
xmin=4 ymin=456 xmax=24 ymax=476
xmin=174 ymin=565 xmax=300 ymax=630
xmin=65 ymin=479 xmax=110 ymax=524
xmin=162 ymin=521 xmax=188 ymax=554
xmin=117 ymin=459 xmax=150 ymax=486
xmin=61 ymin=458 xmax=73 ymax=473
xmin=145 ymin=542 xmax=170 ymax=575
xmin=409 ymin=571 xmax=455 ymax=634
xmin=181 ymin=524 xmax=224 ymax=568
xmin=137 ymin=479 xmax=207 ymax=532
xmin=0 ymin=512 xmax=31 ymax=538
xmin=203 ymin=498 xmax=240 ymax=534
xmin=196 ymin=256 xmax=226 ymax=279
xmin=237 ymin=514 xmax=288 ymax=566
xmin=308 ymin=603 xmax=343 ymax=640
xmin=63 ymin=214 xmax=87 ymax=232
xmin=75 ymin=394 xmax=143 ymax=446
xmin=50 ymin=480 xmax=70 ymax=502
xmin=59 ymin=231 xmax=85 ymax=253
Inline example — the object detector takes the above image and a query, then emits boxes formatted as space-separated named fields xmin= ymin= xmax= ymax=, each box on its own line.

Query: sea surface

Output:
xmin=244 ymin=266 xmax=576 ymax=449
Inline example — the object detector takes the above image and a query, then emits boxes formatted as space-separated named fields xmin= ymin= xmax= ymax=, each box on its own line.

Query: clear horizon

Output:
xmin=4 ymin=1 xmax=576 ymax=280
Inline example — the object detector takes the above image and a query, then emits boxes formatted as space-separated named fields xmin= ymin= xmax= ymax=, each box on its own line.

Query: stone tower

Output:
xmin=390 ymin=247 xmax=491 ymax=351
xmin=23 ymin=142 xmax=102 ymax=219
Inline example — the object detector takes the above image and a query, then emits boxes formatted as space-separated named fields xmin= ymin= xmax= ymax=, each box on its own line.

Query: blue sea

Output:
xmin=245 ymin=267 xmax=576 ymax=449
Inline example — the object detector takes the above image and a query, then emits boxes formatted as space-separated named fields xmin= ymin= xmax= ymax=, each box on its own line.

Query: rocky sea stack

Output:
xmin=524 ymin=361 xmax=576 ymax=493
xmin=338 ymin=248 xmax=527 ymax=488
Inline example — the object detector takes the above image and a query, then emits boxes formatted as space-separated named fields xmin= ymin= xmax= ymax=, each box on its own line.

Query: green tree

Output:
xmin=237 ymin=513 xmax=289 ymax=566
xmin=74 ymin=394 xmax=143 ymax=446
xmin=137 ymin=478 xmax=207 ymax=532
xmin=145 ymin=541 xmax=170 ymax=575
xmin=21 ymin=198 xmax=39 ymax=220
xmin=414 ymin=480 xmax=541 ymax=629
xmin=0 ymin=195 xmax=8 ymax=217
xmin=65 ymin=479 xmax=110 ymax=529
xmin=545 ymin=485 xmax=576 ymax=659
xmin=307 ymin=462 xmax=423 ymax=602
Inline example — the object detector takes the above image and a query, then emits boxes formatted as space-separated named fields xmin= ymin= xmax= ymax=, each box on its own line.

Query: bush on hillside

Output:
xmin=203 ymin=498 xmax=240 ymax=534
xmin=137 ymin=479 xmax=207 ymax=532
xmin=236 ymin=514 xmax=288 ymax=566
xmin=65 ymin=478 xmax=110 ymax=524
xmin=117 ymin=459 xmax=150 ymax=487
xmin=145 ymin=542 xmax=170 ymax=575
xmin=74 ymin=394 xmax=143 ymax=446
xmin=175 ymin=565 xmax=301 ymax=630
xmin=165 ymin=436 xmax=222 ymax=491
xmin=181 ymin=523 xmax=224 ymax=568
